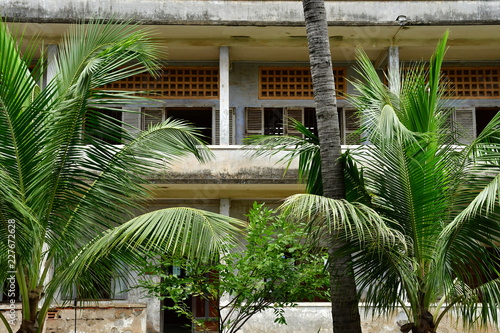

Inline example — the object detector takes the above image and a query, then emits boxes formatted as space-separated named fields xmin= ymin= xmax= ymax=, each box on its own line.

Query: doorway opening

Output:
xmin=476 ymin=107 xmax=499 ymax=136
xmin=167 ymin=108 xmax=213 ymax=144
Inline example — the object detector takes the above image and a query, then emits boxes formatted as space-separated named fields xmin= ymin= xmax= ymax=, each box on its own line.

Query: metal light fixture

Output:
xmin=396 ymin=15 xmax=408 ymax=26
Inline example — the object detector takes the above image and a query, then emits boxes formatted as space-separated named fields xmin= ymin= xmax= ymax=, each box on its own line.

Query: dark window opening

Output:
xmin=167 ymin=108 xmax=213 ymax=144
xmin=476 ymin=108 xmax=499 ymax=136
xmin=264 ymin=108 xmax=284 ymax=135
xmin=304 ymin=107 xmax=318 ymax=137
xmin=84 ymin=108 xmax=123 ymax=145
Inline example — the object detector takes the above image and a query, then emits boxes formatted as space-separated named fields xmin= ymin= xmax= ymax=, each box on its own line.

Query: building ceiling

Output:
xmin=15 ymin=23 xmax=500 ymax=63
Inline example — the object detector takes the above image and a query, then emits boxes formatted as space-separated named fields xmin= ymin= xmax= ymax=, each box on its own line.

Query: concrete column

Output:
xmin=219 ymin=46 xmax=230 ymax=145
xmin=44 ymin=44 xmax=59 ymax=89
xmin=219 ymin=198 xmax=231 ymax=217
xmin=388 ymin=46 xmax=400 ymax=94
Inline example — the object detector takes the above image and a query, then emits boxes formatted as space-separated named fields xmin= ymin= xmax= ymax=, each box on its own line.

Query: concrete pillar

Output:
xmin=219 ymin=198 xmax=231 ymax=217
xmin=388 ymin=46 xmax=400 ymax=94
xmin=219 ymin=46 xmax=230 ymax=145
xmin=44 ymin=44 xmax=59 ymax=89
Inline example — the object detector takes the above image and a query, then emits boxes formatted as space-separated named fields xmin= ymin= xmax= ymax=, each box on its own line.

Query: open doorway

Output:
xmin=162 ymin=266 xmax=192 ymax=333
xmin=476 ymin=107 xmax=500 ymax=136
xmin=167 ymin=108 xmax=213 ymax=144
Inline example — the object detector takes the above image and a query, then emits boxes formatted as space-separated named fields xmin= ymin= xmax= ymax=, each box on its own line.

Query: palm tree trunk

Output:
xmin=302 ymin=0 xmax=362 ymax=332
xmin=16 ymin=289 xmax=42 ymax=333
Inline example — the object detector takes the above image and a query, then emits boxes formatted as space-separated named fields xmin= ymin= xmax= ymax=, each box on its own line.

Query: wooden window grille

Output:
xmin=102 ymin=67 xmax=219 ymax=99
xmin=386 ymin=67 xmax=500 ymax=99
xmin=259 ymin=67 xmax=346 ymax=99
xmin=442 ymin=67 xmax=500 ymax=99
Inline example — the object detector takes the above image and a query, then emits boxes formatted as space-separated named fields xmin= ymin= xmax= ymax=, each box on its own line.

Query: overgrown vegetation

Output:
xmin=139 ymin=203 xmax=329 ymax=333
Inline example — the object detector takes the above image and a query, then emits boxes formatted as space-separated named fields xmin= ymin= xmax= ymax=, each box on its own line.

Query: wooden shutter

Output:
xmin=123 ymin=107 xmax=141 ymax=136
xmin=214 ymin=108 xmax=235 ymax=145
xmin=454 ymin=108 xmax=476 ymax=145
xmin=142 ymin=107 xmax=164 ymax=130
xmin=284 ymin=107 xmax=304 ymax=137
xmin=245 ymin=107 xmax=264 ymax=137
xmin=343 ymin=108 xmax=362 ymax=145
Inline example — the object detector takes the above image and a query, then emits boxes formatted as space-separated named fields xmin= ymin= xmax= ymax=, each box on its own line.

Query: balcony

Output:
xmin=149 ymin=145 xmax=305 ymax=200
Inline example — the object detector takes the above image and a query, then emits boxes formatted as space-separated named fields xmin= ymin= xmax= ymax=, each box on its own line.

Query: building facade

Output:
xmin=3 ymin=1 xmax=500 ymax=332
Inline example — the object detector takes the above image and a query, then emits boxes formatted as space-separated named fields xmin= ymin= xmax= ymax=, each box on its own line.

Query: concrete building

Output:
xmin=3 ymin=0 xmax=500 ymax=332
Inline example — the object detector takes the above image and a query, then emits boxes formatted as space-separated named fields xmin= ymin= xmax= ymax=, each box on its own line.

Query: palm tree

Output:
xmin=301 ymin=0 xmax=363 ymax=330
xmin=283 ymin=32 xmax=500 ymax=332
xmin=0 ymin=20 xmax=243 ymax=333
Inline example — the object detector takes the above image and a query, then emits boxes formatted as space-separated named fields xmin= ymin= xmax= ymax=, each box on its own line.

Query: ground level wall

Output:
xmin=1 ymin=303 xmax=499 ymax=333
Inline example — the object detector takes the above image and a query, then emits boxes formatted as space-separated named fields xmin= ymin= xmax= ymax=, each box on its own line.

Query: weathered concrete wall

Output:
xmin=0 ymin=304 xmax=147 ymax=333
xmin=4 ymin=0 xmax=500 ymax=26
xmin=0 ymin=305 xmax=21 ymax=333
xmin=151 ymin=146 xmax=302 ymax=184
xmin=44 ymin=304 xmax=147 ymax=333
xmin=236 ymin=304 xmax=500 ymax=333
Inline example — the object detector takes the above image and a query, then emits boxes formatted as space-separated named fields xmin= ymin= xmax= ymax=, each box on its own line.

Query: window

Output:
xmin=60 ymin=267 xmax=127 ymax=301
xmin=259 ymin=67 xmax=347 ymax=99
xmin=142 ymin=107 xmax=235 ymax=145
xmin=77 ymin=272 xmax=112 ymax=300
xmin=84 ymin=108 xmax=123 ymax=145
xmin=444 ymin=108 xmax=489 ymax=145
xmin=245 ymin=107 xmax=361 ymax=144
xmin=102 ymin=67 xmax=219 ymax=99
xmin=475 ymin=108 xmax=499 ymax=137
xmin=442 ymin=67 xmax=500 ymax=99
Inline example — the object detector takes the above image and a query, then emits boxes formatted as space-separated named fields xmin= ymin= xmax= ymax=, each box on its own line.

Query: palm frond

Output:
xmin=281 ymin=194 xmax=406 ymax=249
xmin=244 ymin=118 xmax=322 ymax=194
xmin=50 ymin=207 xmax=245 ymax=302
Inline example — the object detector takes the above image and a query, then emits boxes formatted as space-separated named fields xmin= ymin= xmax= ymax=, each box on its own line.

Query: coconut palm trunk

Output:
xmin=302 ymin=0 xmax=362 ymax=332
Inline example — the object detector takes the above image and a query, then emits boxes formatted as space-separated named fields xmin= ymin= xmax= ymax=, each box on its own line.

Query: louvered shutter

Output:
xmin=142 ymin=107 xmax=164 ymax=130
xmin=285 ymin=107 xmax=304 ymax=137
xmin=229 ymin=108 xmax=235 ymax=144
xmin=214 ymin=108 xmax=235 ymax=145
xmin=343 ymin=108 xmax=361 ymax=145
xmin=454 ymin=108 xmax=475 ymax=145
xmin=245 ymin=107 xmax=264 ymax=136
xmin=123 ymin=107 xmax=141 ymax=136
xmin=214 ymin=108 xmax=220 ymax=144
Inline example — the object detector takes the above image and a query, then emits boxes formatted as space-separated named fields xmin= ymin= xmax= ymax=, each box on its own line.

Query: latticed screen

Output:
xmin=259 ymin=67 xmax=346 ymax=99
xmin=442 ymin=67 xmax=500 ymax=99
xmin=387 ymin=67 xmax=500 ymax=99
xmin=102 ymin=67 xmax=219 ymax=99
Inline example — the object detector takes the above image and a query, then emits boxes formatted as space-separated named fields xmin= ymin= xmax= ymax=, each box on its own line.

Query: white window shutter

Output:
xmin=454 ymin=108 xmax=475 ymax=145
xmin=142 ymin=107 xmax=164 ymax=130
xmin=284 ymin=107 xmax=304 ymax=137
xmin=245 ymin=107 xmax=264 ymax=136
xmin=214 ymin=108 xmax=236 ymax=145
